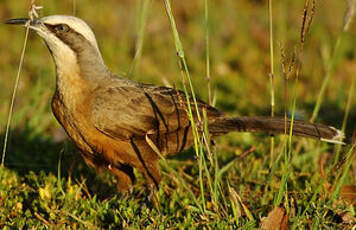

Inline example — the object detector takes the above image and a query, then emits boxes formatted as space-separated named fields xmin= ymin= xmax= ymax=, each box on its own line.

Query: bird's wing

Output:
xmin=91 ymin=81 xmax=222 ymax=151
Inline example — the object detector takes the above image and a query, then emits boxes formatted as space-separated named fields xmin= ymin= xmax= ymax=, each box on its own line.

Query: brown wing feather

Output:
xmin=91 ymin=79 xmax=222 ymax=153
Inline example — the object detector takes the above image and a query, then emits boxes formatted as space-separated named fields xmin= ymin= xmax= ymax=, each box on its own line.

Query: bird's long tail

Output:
xmin=209 ymin=116 xmax=344 ymax=144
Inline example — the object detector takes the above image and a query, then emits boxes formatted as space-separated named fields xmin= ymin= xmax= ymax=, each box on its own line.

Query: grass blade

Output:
xmin=1 ymin=25 xmax=30 ymax=166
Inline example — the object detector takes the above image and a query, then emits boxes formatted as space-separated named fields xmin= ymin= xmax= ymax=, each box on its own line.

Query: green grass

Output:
xmin=0 ymin=0 xmax=355 ymax=229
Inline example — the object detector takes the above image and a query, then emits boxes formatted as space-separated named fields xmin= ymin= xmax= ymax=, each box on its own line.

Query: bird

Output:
xmin=6 ymin=15 xmax=344 ymax=193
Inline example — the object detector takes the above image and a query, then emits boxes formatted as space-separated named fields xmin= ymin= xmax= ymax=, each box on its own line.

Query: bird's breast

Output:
xmin=51 ymin=89 xmax=137 ymax=167
xmin=51 ymin=72 xmax=95 ymax=153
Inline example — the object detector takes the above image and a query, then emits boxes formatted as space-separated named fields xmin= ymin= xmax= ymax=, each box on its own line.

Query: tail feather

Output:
xmin=209 ymin=116 xmax=344 ymax=144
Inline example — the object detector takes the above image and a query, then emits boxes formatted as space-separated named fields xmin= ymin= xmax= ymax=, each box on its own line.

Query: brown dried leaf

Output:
xmin=340 ymin=185 xmax=356 ymax=207
xmin=261 ymin=207 xmax=288 ymax=230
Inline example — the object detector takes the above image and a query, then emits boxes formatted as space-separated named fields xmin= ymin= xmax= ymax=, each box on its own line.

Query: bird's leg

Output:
xmin=81 ymin=152 xmax=105 ymax=174
xmin=81 ymin=152 xmax=135 ymax=193
xmin=130 ymin=138 xmax=162 ymax=189
xmin=108 ymin=164 xmax=135 ymax=193
xmin=142 ymin=160 xmax=162 ymax=189
xmin=146 ymin=180 xmax=161 ymax=211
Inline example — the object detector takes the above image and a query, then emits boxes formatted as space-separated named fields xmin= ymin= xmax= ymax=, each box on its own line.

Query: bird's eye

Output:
xmin=55 ymin=24 xmax=69 ymax=33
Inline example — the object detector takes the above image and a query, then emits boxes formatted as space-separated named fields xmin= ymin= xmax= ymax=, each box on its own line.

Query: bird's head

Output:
xmin=6 ymin=15 xmax=107 ymax=81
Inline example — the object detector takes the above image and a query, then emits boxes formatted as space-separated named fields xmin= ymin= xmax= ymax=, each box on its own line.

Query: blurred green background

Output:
xmin=0 ymin=0 xmax=355 ymax=228
xmin=1 ymin=0 xmax=355 ymax=129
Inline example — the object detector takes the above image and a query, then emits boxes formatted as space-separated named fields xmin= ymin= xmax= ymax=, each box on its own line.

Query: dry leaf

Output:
xmin=340 ymin=185 xmax=356 ymax=207
xmin=261 ymin=206 xmax=288 ymax=230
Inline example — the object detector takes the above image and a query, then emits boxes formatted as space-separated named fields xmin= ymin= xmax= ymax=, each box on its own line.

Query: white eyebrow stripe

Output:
xmin=40 ymin=15 xmax=100 ymax=52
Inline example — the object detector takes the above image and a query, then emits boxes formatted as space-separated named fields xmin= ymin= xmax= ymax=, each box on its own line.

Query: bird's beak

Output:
xmin=5 ymin=18 xmax=44 ymax=34
xmin=5 ymin=18 xmax=30 ymax=25
xmin=5 ymin=18 xmax=42 ymax=29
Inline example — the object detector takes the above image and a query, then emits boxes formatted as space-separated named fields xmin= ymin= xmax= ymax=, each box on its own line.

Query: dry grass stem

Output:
xmin=344 ymin=0 xmax=356 ymax=31
xmin=301 ymin=0 xmax=316 ymax=44
xmin=1 ymin=2 xmax=42 ymax=166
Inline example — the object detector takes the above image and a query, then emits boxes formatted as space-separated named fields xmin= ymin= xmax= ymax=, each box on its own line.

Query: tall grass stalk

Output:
xmin=129 ymin=0 xmax=151 ymax=75
xmin=273 ymin=0 xmax=315 ymax=206
xmin=274 ymin=68 xmax=299 ymax=206
xmin=204 ymin=0 xmax=212 ymax=105
xmin=163 ymin=0 xmax=210 ymax=213
xmin=164 ymin=0 xmax=222 ymax=214
xmin=163 ymin=0 xmax=201 ymax=121
xmin=202 ymin=109 xmax=220 ymax=208
xmin=269 ymin=0 xmax=294 ymax=207
xmin=1 ymin=25 xmax=30 ymax=167
xmin=310 ymin=37 xmax=342 ymax=123
xmin=268 ymin=0 xmax=276 ymax=167
xmin=202 ymin=0 xmax=222 ymax=211
xmin=341 ymin=74 xmax=355 ymax=132
xmin=310 ymin=0 xmax=355 ymax=122
xmin=334 ymin=74 xmax=355 ymax=160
